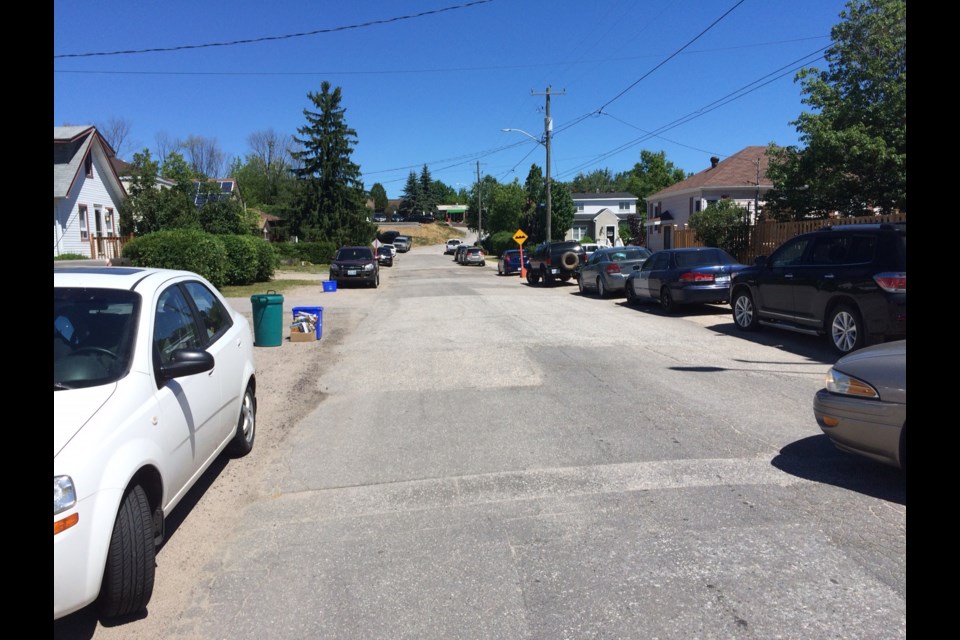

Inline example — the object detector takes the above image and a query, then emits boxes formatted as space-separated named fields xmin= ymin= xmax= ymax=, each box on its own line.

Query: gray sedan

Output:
xmin=813 ymin=339 xmax=906 ymax=470
xmin=577 ymin=247 xmax=652 ymax=298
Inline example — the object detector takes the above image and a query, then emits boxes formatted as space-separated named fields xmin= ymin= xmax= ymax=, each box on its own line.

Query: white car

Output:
xmin=444 ymin=239 xmax=462 ymax=254
xmin=54 ymin=266 xmax=257 ymax=621
xmin=382 ymin=243 xmax=397 ymax=258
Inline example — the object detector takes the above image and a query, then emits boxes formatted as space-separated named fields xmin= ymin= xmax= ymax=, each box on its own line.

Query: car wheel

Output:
xmin=828 ymin=304 xmax=864 ymax=354
xmin=227 ymin=383 xmax=257 ymax=457
xmin=732 ymin=290 xmax=759 ymax=331
xmin=497 ymin=263 xmax=502 ymax=275
xmin=541 ymin=267 xmax=553 ymax=286
xmin=659 ymin=287 xmax=675 ymax=313
xmin=597 ymin=278 xmax=607 ymax=298
xmin=578 ymin=276 xmax=587 ymax=295
xmin=98 ymin=484 xmax=155 ymax=619
xmin=526 ymin=269 xmax=540 ymax=285
xmin=625 ymin=280 xmax=637 ymax=304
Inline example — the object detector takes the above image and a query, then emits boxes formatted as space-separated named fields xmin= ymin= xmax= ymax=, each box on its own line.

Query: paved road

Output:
xmin=56 ymin=241 xmax=906 ymax=639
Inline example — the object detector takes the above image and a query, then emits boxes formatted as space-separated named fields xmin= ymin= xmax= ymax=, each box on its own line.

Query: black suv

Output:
xmin=729 ymin=223 xmax=905 ymax=354
xmin=526 ymin=241 xmax=586 ymax=285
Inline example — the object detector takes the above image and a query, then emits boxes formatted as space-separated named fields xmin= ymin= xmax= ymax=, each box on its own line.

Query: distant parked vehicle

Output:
xmin=525 ymin=241 xmax=586 ymax=286
xmin=376 ymin=245 xmax=394 ymax=266
xmin=373 ymin=213 xmax=387 ymax=222
xmin=624 ymin=247 xmax=747 ymax=312
xmin=445 ymin=239 xmax=463 ymax=255
xmin=463 ymin=247 xmax=486 ymax=266
xmin=454 ymin=244 xmax=470 ymax=263
xmin=329 ymin=246 xmax=379 ymax=288
xmin=392 ymin=236 xmax=412 ymax=253
xmin=497 ymin=249 xmax=529 ymax=275
xmin=578 ymin=247 xmax=652 ymax=297
xmin=391 ymin=214 xmax=404 ymax=222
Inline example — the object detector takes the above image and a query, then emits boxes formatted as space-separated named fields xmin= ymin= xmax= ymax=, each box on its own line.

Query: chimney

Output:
xmin=710 ymin=157 xmax=719 ymax=168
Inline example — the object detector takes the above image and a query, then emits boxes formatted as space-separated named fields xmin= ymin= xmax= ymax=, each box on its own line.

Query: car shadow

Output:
xmin=771 ymin=435 xmax=906 ymax=505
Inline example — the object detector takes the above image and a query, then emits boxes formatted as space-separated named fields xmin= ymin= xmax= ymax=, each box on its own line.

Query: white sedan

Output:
xmin=54 ymin=266 xmax=257 ymax=621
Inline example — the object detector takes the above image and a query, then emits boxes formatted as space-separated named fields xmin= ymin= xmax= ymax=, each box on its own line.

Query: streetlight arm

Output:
xmin=501 ymin=128 xmax=544 ymax=145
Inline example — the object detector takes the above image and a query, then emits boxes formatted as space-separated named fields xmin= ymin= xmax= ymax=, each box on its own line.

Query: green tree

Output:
xmin=614 ymin=150 xmax=688 ymax=246
xmin=764 ymin=0 xmax=906 ymax=219
xmin=571 ymin=168 xmax=615 ymax=194
xmin=120 ymin=148 xmax=198 ymax=235
xmin=689 ymin=199 xmax=749 ymax=257
xmin=466 ymin=174 xmax=498 ymax=232
xmin=548 ymin=181 xmax=575 ymax=242
xmin=369 ymin=183 xmax=388 ymax=212
xmin=290 ymin=81 xmax=376 ymax=245
xmin=419 ymin=164 xmax=437 ymax=215
xmin=399 ymin=171 xmax=423 ymax=217
xmin=522 ymin=164 xmax=545 ymax=242
xmin=484 ymin=180 xmax=526 ymax=237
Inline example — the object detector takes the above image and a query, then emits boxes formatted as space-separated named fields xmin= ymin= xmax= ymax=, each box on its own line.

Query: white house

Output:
xmin=645 ymin=146 xmax=772 ymax=252
xmin=566 ymin=192 xmax=638 ymax=246
xmin=54 ymin=126 xmax=127 ymax=259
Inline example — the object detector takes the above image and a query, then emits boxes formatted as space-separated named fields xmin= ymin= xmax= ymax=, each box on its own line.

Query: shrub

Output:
xmin=486 ymin=231 xmax=515 ymax=257
xmin=123 ymin=229 xmax=229 ymax=288
xmin=220 ymin=235 xmax=259 ymax=286
xmin=54 ymin=253 xmax=90 ymax=261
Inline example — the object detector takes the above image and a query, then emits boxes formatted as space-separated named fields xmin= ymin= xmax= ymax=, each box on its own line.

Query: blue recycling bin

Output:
xmin=292 ymin=306 xmax=324 ymax=340
xmin=251 ymin=291 xmax=284 ymax=347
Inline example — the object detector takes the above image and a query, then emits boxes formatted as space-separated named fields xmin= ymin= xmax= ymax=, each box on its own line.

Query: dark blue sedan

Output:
xmin=497 ymin=249 xmax=530 ymax=276
xmin=624 ymin=247 xmax=747 ymax=312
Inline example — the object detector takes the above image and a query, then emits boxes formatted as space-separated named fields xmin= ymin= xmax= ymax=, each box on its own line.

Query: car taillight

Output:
xmin=679 ymin=272 xmax=714 ymax=282
xmin=874 ymin=272 xmax=905 ymax=293
xmin=605 ymin=264 xmax=621 ymax=274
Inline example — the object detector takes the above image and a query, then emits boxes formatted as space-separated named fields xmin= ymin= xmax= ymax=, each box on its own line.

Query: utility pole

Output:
xmin=754 ymin=157 xmax=761 ymax=224
xmin=531 ymin=86 xmax=564 ymax=241
xmin=476 ymin=161 xmax=482 ymax=246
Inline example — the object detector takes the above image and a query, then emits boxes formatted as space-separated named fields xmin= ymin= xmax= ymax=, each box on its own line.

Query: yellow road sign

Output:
xmin=513 ymin=230 xmax=528 ymax=245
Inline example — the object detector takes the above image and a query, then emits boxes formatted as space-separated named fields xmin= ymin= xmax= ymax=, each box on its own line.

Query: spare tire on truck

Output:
xmin=561 ymin=251 xmax=579 ymax=270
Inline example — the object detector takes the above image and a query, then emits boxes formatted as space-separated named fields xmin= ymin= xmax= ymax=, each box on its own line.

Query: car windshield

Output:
xmin=338 ymin=248 xmax=373 ymax=260
xmin=675 ymin=249 xmax=737 ymax=267
xmin=54 ymin=288 xmax=140 ymax=390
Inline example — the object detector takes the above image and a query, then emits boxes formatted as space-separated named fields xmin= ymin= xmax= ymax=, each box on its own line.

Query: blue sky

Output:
xmin=54 ymin=0 xmax=849 ymax=199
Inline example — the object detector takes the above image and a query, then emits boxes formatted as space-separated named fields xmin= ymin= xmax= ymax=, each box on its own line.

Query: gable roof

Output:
xmin=54 ymin=125 xmax=125 ymax=200
xmin=571 ymin=192 xmax=636 ymax=200
xmin=648 ymin=146 xmax=773 ymax=199
xmin=573 ymin=207 xmax=620 ymax=222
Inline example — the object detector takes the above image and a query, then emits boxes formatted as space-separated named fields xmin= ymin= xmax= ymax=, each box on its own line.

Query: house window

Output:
xmin=105 ymin=208 xmax=115 ymax=236
xmin=689 ymin=197 xmax=694 ymax=215
xmin=618 ymin=201 xmax=631 ymax=211
xmin=706 ymin=199 xmax=718 ymax=207
xmin=695 ymin=199 xmax=702 ymax=212
xmin=78 ymin=205 xmax=89 ymax=240
xmin=85 ymin=153 xmax=93 ymax=177
xmin=572 ymin=226 xmax=587 ymax=240
xmin=576 ymin=203 xmax=585 ymax=212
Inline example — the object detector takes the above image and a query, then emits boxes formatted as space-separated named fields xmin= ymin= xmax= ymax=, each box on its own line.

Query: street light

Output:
xmin=502 ymin=125 xmax=552 ymax=242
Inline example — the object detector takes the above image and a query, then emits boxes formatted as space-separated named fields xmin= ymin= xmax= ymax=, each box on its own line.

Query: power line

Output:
xmin=54 ymin=1 xmax=494 ymax=59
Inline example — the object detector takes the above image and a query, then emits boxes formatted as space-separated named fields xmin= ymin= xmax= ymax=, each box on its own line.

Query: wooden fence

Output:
xmin=672 ymin=213 xmax=907 ymax=264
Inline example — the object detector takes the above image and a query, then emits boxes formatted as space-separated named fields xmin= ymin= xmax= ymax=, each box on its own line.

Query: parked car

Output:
xmin=54 ymin=266 xmax=257 ymax=620
xmin=454 ymin=244 xmax=471 ymax=263
xmin=372 ymin=213 xmax=387 ymax=222
xmin=392 ymin=236 xmax=412 ymax=253
xmin=578 ymin=247 xmax=653 ymax=297
xmin=329 ymin=245 xmax=380 ymax=288
xmin=497 ymin=249 xmax=530 ymax=275
xmin=526 ymin=241 xmax=586 ymax=285
xmin=813 ymin=339 xmax=906 ymax=470
xmin=581 ymin=243 xmax=602 ymax=261
xmin=464 ymin=246 xmax=486 ymax=266
xmin=391 ymin=214 xmax=404 ymax=222
xmin=445 ymin=239 xmax=463 ymax=255
xmin=377 ymin=245 xmax=394 ymax=266
xmin=729 ymin=223 xmax=906 ymax=354
xmin=625 ymin=247 xmax=747 ymax=312
xmin=382 ymin=243 xmax=397 ymax=258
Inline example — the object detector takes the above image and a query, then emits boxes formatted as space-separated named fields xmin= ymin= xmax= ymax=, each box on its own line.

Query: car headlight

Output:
xmin=330 ymin=264 xmax=340 ymax=273
xmin=364 ymin=263 xmax=375 ymax=272
xmin=825 ymin=368 xmax=879 ymax=399
xmin=55 ymin=475 xmax=77 ymax=515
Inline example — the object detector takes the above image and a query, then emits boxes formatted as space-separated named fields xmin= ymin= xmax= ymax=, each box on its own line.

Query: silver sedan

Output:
xmin=577 ymin=247 xmax=652 ymax=298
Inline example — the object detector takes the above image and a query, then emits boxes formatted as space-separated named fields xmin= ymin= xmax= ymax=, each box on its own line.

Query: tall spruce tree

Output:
xmin=291 ymin=81 xmax=376 ymax=245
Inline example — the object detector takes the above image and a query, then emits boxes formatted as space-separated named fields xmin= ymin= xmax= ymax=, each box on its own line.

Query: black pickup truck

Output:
xmin=525 ymin=241 xmax=586 ymax=285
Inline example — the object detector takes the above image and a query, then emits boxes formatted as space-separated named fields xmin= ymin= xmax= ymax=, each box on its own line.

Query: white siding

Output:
xmin=53 ymin=154 xmax=122 ymax=258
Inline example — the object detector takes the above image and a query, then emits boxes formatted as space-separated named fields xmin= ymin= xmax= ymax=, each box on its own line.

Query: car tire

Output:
xmin=560 ymin=251 xmax=579 ymax=270
xmin=625 ymin=280 xmax=637 ymax=304
xmin=828 ymin=304 xmax=864 ymax=354
xmin=98 ymin=484 xmax=155 ymax=620
xmin=497 ymin=263 xmax=503 ymax=275
xmin=660 ymin=287 xmax=675 ymax=313
xmin=578 ymin=276 xmax=587 ymax=295
xmin=227 ymin=383 xmax=257 ymax=457
xmin=526 ymin=269 xmax=540 ymax=285
xmin=732 ymin=289 xmax=759 ymax=331
xmin=541 ymin=267 xmax=553 ymax=286
xmin=597 ymin=278 xmax=608 ymax=298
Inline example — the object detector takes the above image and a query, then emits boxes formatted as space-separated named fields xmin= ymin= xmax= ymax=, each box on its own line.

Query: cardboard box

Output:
xmin=289 ymin=329 xmax=316 ymax=343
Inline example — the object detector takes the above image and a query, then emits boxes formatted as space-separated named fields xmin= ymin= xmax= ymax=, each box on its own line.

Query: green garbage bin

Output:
xmin=250 ymin=291 xmax=284 ymax=347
